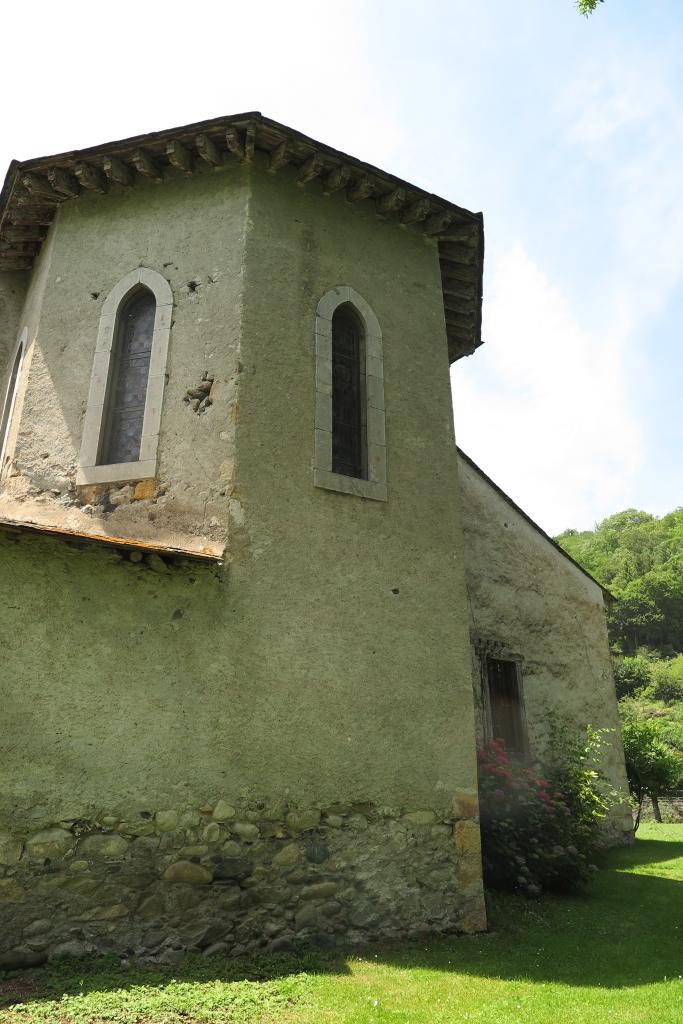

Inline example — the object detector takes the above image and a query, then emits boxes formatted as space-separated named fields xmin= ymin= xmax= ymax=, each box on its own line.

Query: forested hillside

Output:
xmin=556 ymin=509 xmax=683 ymax=765
xmin=557 ymin=509 xmax=683 ymax=657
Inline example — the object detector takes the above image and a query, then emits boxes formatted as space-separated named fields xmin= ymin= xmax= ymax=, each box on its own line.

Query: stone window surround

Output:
xmin=0 ymin=327 xmax=28 ymax=480
xmin=77 ymin=267 xmax=173 ymax=486
xmin=314 ymin=286 xmax=387 ymax=501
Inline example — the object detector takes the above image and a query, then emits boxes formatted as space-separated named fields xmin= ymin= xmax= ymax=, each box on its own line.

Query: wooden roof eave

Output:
xmin=0 ymin=112 xmax=484 ymax=361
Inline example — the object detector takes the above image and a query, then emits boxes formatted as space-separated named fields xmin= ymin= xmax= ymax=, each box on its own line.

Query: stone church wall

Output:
xmin=457 ymin=452 xmax=632 ymax=840
xmin=0 ymin=529 xmax=483 ymax=964
xmin=0 ymin=157 xmax=485 ymax=962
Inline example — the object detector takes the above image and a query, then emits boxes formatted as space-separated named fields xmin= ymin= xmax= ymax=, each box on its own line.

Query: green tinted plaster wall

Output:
xmin=457 ymin=454 xmax=632 ymax=837
xmin=231 ymin=157 xmax=478 ymax=807
xmin=1 ymin=164 xmax=249 ymax=549
xmin=0 ymin=156 xmax=478 ymax=820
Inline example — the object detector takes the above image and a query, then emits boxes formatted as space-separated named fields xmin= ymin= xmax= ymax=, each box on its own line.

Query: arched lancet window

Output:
xmin=331 ymin=303 xmax=367 ymax=480
xmin=78 ymin=267 xmax=173 ymax=486
xmin=314 ymin=287 xmax=387 ymax=501
xmin=0 ymin=329 xmax=27 ymax=480
xmin=100 ymin=287 xmax=155 ymax=465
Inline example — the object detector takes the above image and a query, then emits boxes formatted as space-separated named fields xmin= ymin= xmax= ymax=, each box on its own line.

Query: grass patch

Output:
xmin=1 ymin=823 xmax=681 ymax=1023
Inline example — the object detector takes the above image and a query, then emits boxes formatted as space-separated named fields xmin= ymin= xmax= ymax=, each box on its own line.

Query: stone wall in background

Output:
xmin=640 ymin=796 xmax=683 ymax=824
xmin=0 ymin=796 xmax=485 ymax=969
xmin=457 ymin=452 xmax=633 ymax=842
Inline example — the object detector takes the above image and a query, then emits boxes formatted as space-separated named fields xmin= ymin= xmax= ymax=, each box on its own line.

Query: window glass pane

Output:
xmin=487 ymin=658 xmax=526 ymax=753
xmin=332 ymin=304 xmax=366 ymax=479
xmin=100 ymin=289 xmax=155 ymax=465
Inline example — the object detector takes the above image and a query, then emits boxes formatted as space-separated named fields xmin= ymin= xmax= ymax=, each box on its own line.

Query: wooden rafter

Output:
xmin=20 ymin=173 xmax=62 ymax=203
xmin=0 ymin=241 xmax=39 ymax=256
xmin=440 ymin=262 xmax=478 ymax=284
xmin=196 ymin=134 xmax=221 ymax=166
xmin=103 ymin=156 xmax=133 ymax=186
xmin=347 ymin=176 xmax=373 ymax=203
xmin=423 ymin=210 xmax=453 ymax=236
xmin=0 ymin=257 xmax=32 ymax=271
xmin=3 ymin=225 xmax=46 ymax=241
xmin=268 ymin=140 xmax=288 ymax=172
xmin=225 ymin=129 xmax=245 ymax=161
xmin=377 ymin=188 xmax=405 ymax=214
xmin=131 ymin=149 xmax=163 ymax=180
xmin=166 ymin=139 xmax=193 ymax=174
xmin=297 ymin=152 xmax=324 ymax=184
xmin=74 ymin=163 xmax=108 ymax=193
xmin=7 ymin=208 xmax=55 ymax=226
xmin=401 ymin=198 xmax=430 ymax=225
xmin=47 ymin=167 xmax=80 ymax=199
xmin=244 ymin=125 xmax=256 ymax=161
xmin=440 ymin=242 xmax=476 ymax=265
xmin=323 ymin=165 xmax=350 ymax=195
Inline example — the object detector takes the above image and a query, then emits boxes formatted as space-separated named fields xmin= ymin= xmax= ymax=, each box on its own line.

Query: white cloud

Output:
xmin=453 ymin=243 xmax=642 ymax=534
xmin=563 ymin=53 xmax=683 ymax=329
xmin=0 ymin=1 xmax=404 ymax=179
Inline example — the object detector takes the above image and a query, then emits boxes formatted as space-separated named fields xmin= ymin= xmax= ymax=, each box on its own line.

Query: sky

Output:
xmin=1 ymin=0 xmax=681 ymax=534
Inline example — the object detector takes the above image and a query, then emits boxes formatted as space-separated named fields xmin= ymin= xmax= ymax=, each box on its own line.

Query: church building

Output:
xmin=0 ymin=112 xmax=630 ymax=963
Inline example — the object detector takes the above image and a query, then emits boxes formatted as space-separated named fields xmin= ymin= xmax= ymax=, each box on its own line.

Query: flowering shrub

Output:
xmin=477 ymin=729 xmax=611 ymax=895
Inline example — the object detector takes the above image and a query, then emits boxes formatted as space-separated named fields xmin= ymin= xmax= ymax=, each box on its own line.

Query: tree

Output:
xmin=621 ymin=718 xmax=682 ymax=830
xmin=648 ymin=656 xmax=683 ymax=704
xmin=576 ymin=0 xmax=604 ymax=14
xmin=556 ymin=508 xmax=683 ymax=657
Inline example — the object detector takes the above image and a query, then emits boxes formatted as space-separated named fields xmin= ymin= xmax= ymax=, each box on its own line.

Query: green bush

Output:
xmin=612 ymin=654 xmax=653 ymax=699
xmin=477 ymin=727 xmax=610 ymax=896
xmin=645 ymin=655 xmax=683 ymax=704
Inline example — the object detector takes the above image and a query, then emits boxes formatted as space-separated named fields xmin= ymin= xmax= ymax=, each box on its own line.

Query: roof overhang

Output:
xmin=0 ymin=111 xmax=484 ymax=363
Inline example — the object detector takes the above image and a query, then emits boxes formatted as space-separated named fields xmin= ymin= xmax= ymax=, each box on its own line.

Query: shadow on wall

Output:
xmin=1 ymin=833 xmax=682 ymax=1014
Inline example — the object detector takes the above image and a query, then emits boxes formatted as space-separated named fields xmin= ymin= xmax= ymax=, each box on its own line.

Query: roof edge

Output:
xmin=0 ymin=111 xmax=483 ymax=360
xmin=456 ymin=447 xmax=615 ymax=603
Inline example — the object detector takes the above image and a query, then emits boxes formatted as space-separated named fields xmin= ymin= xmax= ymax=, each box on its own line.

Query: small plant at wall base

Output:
xmin=477 ymin=727 xmax=611 ymax=895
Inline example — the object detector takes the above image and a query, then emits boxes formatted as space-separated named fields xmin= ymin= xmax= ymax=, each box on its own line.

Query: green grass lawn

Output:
xmin=1 ymin=823 xmax=681 ymax=1024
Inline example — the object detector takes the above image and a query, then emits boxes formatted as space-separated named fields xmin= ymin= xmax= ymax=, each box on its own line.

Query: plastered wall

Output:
xmin=0 ymin=157 xmax=479 ymax=817
xmin=457 ymin=453 xmax=631 ymax=836
xmin=0 ymin=164 xmax=250 ymax=555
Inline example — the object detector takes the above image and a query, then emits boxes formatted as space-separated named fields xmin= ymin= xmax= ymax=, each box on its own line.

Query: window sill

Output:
xmin=76 ymin=460 xmax=156 ymax=486
xmin=314 ymin=468 xmax=387 ymax=502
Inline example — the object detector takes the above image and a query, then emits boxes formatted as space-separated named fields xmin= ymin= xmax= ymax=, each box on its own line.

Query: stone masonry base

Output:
xmin=0 ymin=797 xmax=486 ymax=968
